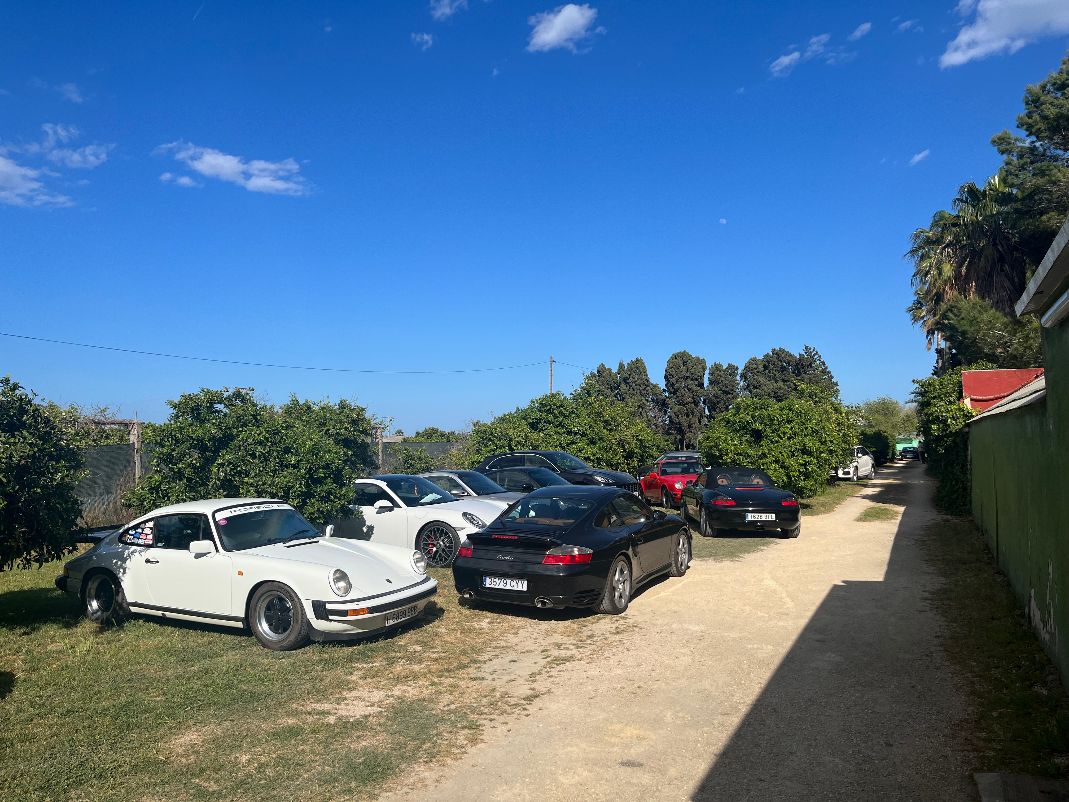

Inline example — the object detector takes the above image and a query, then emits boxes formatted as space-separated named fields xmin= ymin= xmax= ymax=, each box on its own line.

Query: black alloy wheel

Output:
xmin=249 ymin=582 xmax=311 ymax=651
xmin=699 ymin=507 xmax=718 ymax=538
xmin=417 ymin=522 xmax=460 ymax=567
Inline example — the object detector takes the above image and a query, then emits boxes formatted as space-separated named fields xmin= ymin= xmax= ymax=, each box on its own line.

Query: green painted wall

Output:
xmin=971 ymin=322 xmax=1069 ymax=683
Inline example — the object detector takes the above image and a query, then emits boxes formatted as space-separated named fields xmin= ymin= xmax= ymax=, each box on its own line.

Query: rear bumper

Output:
xmin=708 ymin=508 xmax=800 ymax=532
xmin=453 ymin=558 xmax=607 ymax=609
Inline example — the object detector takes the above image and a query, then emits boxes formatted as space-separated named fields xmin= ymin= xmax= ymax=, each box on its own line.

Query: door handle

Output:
xmin=145 ymin=557 xmax=159 ymax=564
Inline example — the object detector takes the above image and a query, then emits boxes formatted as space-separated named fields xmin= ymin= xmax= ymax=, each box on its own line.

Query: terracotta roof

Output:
xmin=962 ymin=368 xmax=1045 ymax=411
xmin=969 ymin=374 xmax=1046 ymax=422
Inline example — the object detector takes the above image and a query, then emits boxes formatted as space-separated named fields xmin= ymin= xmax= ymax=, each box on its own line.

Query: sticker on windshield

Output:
xmin=214 ymin=502 xmax=291 ymax=522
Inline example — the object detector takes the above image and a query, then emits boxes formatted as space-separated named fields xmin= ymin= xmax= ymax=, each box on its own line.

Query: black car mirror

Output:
xmin=653 ymin=509 xmax=666 ymax=520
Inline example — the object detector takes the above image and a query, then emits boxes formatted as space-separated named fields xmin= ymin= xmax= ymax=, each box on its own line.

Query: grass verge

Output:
xmin=799 ymin=479 xmax=869 ymax=516
xmin=922 ymin=516 xmax=1069 ymax=777
xmin=857 ymin=505 xmax=898 ymax=522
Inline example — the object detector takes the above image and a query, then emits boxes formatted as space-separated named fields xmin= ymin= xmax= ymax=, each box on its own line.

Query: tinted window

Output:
xmin=353 ymin=483 xmax=395 ymax=507
xmin=661 ymin=460 xmax=700 ymax=475
xmin=487 ymin=470 xmax=529 ymax=491
xmin=382 ymin=476 xmax=457 ymax=507
xmin=548 ymin=452 xmax=591 ymax=471
xmin=454 ymin=471 xmax=508 ymax=495
xmin=611 ymin=496 xmax=650 ymax=525
xmin=526 ymin=468 xmax=571 ymax=487
xmin=155 ymin=514 xmax=211 ymax=550
xmin=119 ymin=519 xmax=157 ymax=547
xmin=524 ymin=454 xmax=556 ymax=470
xmin=214 ymin=505 xmax=319 ymax=551
xmin=503 ymin=494 xmax=597 ymax=526
xmin=593 ymin=501 xmax=621 ymax=529
xmin=426 ymin=475 xmax=467 ymax=495
xmin=488 ymin=455 xmax=523 ymax=469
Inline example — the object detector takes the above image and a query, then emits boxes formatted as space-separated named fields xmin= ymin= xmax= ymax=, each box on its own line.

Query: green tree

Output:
xmin=617 ymin=357 xmax=668 ymax=434
xmin=393 ymin=446 xmax=436 ymax=473
xmin=461 ymin=392 xmax=667 ymax=475
xmin=740 ymin=345 xmax=839 ymax=402
xmin=699 ymin=386 xmax=856 ymax=498
xmin=704 ymin=362 xmax=739 ymax=419
xmin=407 ymin=427 xmax=460 ymax=442
xmin=124 ymin=388 xmax=377 ymax=523
xmin=0 ymin=377 xmax=84 ymax=570
xmin=664 ymin=351 xmax=707 ymax=449
xmin=854 ymin=397 xmax=917 ymax=464
xmin=935 ymin=296 xmax=1044 ymax=369
xmin=39 ymin=402 xmax=131 ymax=448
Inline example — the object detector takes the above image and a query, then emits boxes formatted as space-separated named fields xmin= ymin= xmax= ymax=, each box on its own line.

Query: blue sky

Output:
xmin=2 ymin=1 xmax=1068 ymax=432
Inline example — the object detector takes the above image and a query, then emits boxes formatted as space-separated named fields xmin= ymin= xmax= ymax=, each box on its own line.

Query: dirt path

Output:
xmin=382 ymin=463 xmax=973 ymax=801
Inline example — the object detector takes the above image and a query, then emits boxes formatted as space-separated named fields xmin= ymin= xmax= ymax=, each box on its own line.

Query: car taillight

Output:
xmin=457 ymin=544 xmax=474 ymax=558
xmin=781 ymin=499 xmax=799 ymax=507
xmin=542 ymin=545 xmax=593 ymax=565
xmin=711 ymin=498 xmax=736 ymax=506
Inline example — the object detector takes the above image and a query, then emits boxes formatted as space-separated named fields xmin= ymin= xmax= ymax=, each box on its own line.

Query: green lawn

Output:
xmin=799 ymin=479 xmax=869 ymax=516
xmin=857 ymin=504 xmax=899 ymax=522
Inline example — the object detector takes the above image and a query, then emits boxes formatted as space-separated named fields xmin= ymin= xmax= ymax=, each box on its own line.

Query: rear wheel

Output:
xmin=597 ymin=556 xmax=632 ymax=615
xmin=83 ymin=572 xmax=128 ymax=625
xmin=668 ymin=529 xmax=690 ymax=577
xmin=869 ymin=463 xmax=877 ymax=479
xmin=700 ymin=507 xmax=718 ymax=538
xmin=416 ymin=522 xmax=460 ymax=567
xmin=249 ymin=582 xmax=311 ymax=651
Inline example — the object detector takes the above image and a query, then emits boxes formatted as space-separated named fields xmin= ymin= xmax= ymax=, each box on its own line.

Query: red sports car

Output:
xmin=638 ymin=455 xmax=703 ymax=508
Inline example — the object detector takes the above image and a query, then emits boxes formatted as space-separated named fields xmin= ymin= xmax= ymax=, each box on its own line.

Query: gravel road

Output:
xmin=382 ymin=462 xmax=974 ymax=802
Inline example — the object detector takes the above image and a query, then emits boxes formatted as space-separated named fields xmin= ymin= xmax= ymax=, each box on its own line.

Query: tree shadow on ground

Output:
xmin=690 ymin=461 xmax=974 ymax=800
xmin=0 ymin=671 xmax=14 ymax=700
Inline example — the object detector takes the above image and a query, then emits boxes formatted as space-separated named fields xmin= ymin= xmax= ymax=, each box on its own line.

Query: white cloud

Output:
xmin=47 ymin=143 xmax=112 ymax=169
xmin=56 ymin=82 xmax=84 ymax=103
xmin=8 ymin=123 xmax=113 ymax=170
xmin=527 ymin=4 xmax=601 ymax=53
xmin=769 ymin=51 xmax=801 ymax=77
xmin=719 ymin=218 xmax=728 ymax=225
xmin=848 ymin=22 xmax=872 ymax=41
xmin=160 ymin=172 xmax=200 ymax=188
xmin=897 ymin=19 xmax=921 ymax=33
xmin=157 ymin=141 xmax=310 ymax=195
xmin=411 ymin=32 xmax=434 ymax=50
xmin=909 ymin=148 xmax=930 ymax=166
xmin=805 ymin=33 xmax=831 ymax=57
xmin=941 ymin=0 xmax=1069 ymax=68
xmin=430 ymin=0 xmax=467 ymax=21
xmin=0 ymin=155 xmax=72 ymax=207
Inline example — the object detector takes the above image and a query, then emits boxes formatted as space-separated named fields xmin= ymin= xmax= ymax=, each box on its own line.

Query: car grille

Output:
xmin=619 ymin=482 xmax=640 ymax=494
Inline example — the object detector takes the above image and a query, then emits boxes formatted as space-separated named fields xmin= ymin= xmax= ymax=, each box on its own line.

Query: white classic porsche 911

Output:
xmin=55 ymin=498 xmax=438 ymax=650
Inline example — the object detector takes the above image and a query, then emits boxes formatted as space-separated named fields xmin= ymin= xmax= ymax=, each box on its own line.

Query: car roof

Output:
xmin=659 ymin=451 xmax=700 ymax=459
xmin=525 ymin=484 xmax=620 ymax=499
xmin=139 ymin=498 xmax=285 ymax=517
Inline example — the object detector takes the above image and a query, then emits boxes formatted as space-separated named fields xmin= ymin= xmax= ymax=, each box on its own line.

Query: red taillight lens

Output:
xmin=781 ymin=499 xmax=799 ymax=507
xmin=457 ymin=545 xmax=474 ymax=558
xmin=491 ymin=534 xmax=518 ymax=540
xmin=711 ymin=498 xmax=736 ymax=506
xmin=542 ymin=545 xmax=594 ymax=565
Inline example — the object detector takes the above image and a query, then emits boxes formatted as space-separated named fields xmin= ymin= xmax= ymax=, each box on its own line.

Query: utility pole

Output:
xmin=549 ymin=355 xmax=554 ymax=394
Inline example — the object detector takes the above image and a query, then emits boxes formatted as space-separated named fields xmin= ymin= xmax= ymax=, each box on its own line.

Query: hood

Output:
xmin=433 ymin=498 xmax=503 ymax=520
xmin=596 ymin=470 xmax=639 ymax=484
xmin=244 ymin=538 xmax=417 ymax=586
xmin=484 ymin=491 xmax=525 ymax=503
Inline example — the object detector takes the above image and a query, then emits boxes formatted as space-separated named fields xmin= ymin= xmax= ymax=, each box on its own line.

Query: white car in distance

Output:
xmin=55 ymin=498 xmax=437 ymax=650
xmin=834 ymin=446 xmax=877 ymax=481
xmin=328 ymin=475 xmax=502 ymax=567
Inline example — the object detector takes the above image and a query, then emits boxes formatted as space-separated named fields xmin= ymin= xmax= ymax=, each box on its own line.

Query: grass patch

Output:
xmin=690 ymin=533 xmax=777 ymax=562
xmin=856 ymin=505 xmax=899 ymax=522
xmin=922 ymin=516 xmax=1069 ymax=777
xmin=0 ymin=561 xmax=545 ymax=802
xmin=800 ymin=480 xmax=868 ymax=516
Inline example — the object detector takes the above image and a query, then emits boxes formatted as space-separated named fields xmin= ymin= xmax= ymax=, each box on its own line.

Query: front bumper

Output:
xmin=833 ymin=466 xmax=856 ymax=479
xmin=453 ymin=558 xmax=608 ymax=609
xmin=308 ymin=576 xmax=438 ymax=639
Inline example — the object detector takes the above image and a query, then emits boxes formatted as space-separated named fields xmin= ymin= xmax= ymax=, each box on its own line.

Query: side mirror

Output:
xmin=653 ymin=509 xmax=667 ymax=520
xmin=454 ymin=490 xmax=469 ymax=497
xmin=189 ymin=539 xmax=215 ymax=556
xmin=373 ymin=500 xmax=395 ymax=513
xmin=324 ymin=524 xmax=336 ymax=538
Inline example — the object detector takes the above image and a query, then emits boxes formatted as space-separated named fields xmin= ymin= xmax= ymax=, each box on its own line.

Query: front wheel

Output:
xmin=661 ymin=489 xmax=674 ymax=509
xmin=668 ymin=529 xmax=690 ymax=577
xmin=249 ymin=582 xmax=311 ymax=651
xmin=850 ymin=466 xmax=859 ymax=482
xmin=83 ymin=572 xmax=129 ymax=625
xmin=597 ymin=556 xmax=632 ymax=614
xmin=416 ymin=522 xmax=460 ymax=567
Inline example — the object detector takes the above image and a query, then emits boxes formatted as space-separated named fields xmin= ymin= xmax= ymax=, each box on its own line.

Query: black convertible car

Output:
xmin=452 ymin=485 xmax=691 ymax=614
xmin=679 ymin=467 xmax=800 ymax=539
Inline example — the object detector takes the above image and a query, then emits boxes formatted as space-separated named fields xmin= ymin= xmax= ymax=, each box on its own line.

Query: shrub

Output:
xmin=698 ymin=386 xmax=856 ymax=497
xmin=393 ymin=446 xmax=435 ymax=474
xmin=0 ymin=377 xmax=84 ymax=570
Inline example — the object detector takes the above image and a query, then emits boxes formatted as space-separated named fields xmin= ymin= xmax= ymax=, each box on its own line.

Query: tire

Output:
xmin=662 ymin=489 xmax=674 ymax=510
xmin=700 ymin=507 xmax=718 ymax=538
xmin=82 ymin=571 xmax=129 ymax=625
xmin=850 ymin=466 xmax=858 ymax=482
xmin=597 ymin=555 xmax=632 ymax=615
xmin=249 ymin=582 xmax=311 ymax=651
xmin=869 ymin=463 xmax=877 ymax=479
xmin=781 ymin=524 xmax=801 ymax=539
xmin=416 ymin=522 xmax=460 ymax=568
xmin=668 ymin=529 xmax=690 ymax=577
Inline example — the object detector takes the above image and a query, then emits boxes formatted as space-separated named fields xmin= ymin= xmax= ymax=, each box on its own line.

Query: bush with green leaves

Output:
xmin=461 ymin=392 xmax=668 ymax=475
xmin=698 ymin=386 xmax=856 ymax=497
xmin=0 ymin=377 xmax=84 ymax=570
xmin=124 ymin=388 xmax=377 ymax=523
xmin=853 ymin=397 xmax=918 ymax=465
xmin=393 ymin=445 xmax=436 ymax=474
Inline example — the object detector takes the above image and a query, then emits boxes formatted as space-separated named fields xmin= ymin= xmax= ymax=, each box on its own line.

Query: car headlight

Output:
xmin=462 ymin=512 xmax=487 ymax=529
xmin=593 ymin=474 xmax=613 ymax=484
xmin=411 ymin=550 xmax=428 ymax=574
xmin=330 ymin=568 xmax=352 ymax=597
xmin=674 ymin=481 xmax=684 ymax=490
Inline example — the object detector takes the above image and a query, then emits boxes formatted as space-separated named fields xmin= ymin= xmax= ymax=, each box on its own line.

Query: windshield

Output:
xmin=527 ymin=468 xmax=572 ymax=486
xmin=455 ymin=471 xmax=508 ymax=495
xmin=383 ymin=475 xmax=457 ymax=506
xmin=661 ymin=460 xmax=700 ymax=476
xmin=548 ymin=452 xmax=591 ymax=471
xmin=706 ymin=468 xmax=775 ymax=488
xmin=213 ymin=503 xmax=319 ymax=551
xmin=502 ymin=494 xmax=597 ymax=527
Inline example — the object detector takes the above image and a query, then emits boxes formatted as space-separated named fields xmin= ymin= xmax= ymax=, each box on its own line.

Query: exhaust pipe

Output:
xmin=461 ymin=590 xmax=475 ymax=600
xmin=534 ymin=597 xmax=553 ymax=609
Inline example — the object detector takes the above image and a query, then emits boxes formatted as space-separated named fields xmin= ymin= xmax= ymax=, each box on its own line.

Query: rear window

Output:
xmin=661 ymin=461 xmax=700 ymax=475
xmin=502 ymin=495 xmax=597 ymax=526
xmin=706 ymin=468 xmax=775 ymax=488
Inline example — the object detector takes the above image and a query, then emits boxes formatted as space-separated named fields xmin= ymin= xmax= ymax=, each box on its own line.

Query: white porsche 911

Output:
xmin=55 ymin=498 xmax=438 ymax=650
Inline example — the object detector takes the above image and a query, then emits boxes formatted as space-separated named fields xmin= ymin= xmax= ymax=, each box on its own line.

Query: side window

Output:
xmin=155 ymin=514 xmax=211 ymax=550
xmin=696 ymin=472 xmax=708 ymax=488
xmin=593 ymin=502 xmax=621 ymax=529
xmin=525 ymin=454 xmax=556 ymax=470
xmin=489 ymin=455 xmax=523 ymax=469
xmin=119 ymin=519 xmax=157 ymax=547
xmin=430 ymin=475 xmax=466 ymax=495
xmin=611 ymin=496 xmax=649 ymax=525
xmin=353 ymin=483 xmax=394 ymax=507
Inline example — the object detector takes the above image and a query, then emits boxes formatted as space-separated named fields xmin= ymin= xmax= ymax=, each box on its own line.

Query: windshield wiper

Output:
xmin=283 ymin=529 xmax=321 ymax=547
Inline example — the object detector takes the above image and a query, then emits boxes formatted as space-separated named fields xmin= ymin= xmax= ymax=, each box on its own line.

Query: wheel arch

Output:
xmin=80 ymin=566 xmax=120 ymax=599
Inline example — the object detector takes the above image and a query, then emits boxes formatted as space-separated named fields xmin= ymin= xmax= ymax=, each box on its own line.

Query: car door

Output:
xmin=351 ymin=482 xmax=409 ymax=548
xmin=858 ymin=448 xmax=874 ymax=476
xmin=638 ymin=464 xmax=655 ymax=500
xmin=681 ymin=471 xmax=706 ymax=520
xmin=114 ymin=520 xmax=159 ymax=605
xmin=142 ymin=514 xmax=234 ymax=617
xmin=611 ymin=495 xmax=671 ymax=578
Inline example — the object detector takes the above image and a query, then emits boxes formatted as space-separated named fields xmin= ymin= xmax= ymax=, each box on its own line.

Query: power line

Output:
xmin=0 ymin=332 xmax=546 ymax=375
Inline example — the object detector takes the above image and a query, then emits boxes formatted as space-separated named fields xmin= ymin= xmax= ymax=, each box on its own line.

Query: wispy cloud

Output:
xmin=769 ymin=30 xmax=859 ymax=77
xmin=430 ymin=0 xmax=467 ymax=21
xmin=160 ymin=172 xmax=200 ymax=188
xmin=0 ymin=124 xmax=111 ymax=206
xmin=527 ymin=4 xmax=602 ymax=53
xmin=156 ymin=141 xmax=310 ymax=195
xmin=848 ymin=22 xmax=872 ymax=41
xmin=909 ymin=148 xmax=930 ymax=166
xmin=30 ymin=79 xmax=88 ymax=104
xmin=769 ymin=51 xmax=802 ymax=77
xmin=0 ymin=155 xmax=72 ymax=207
xmin=719 ymin=218 xmax=728 ymax=225
xmin=941 ymin=0 xmax=1069 ymax=68
xmin=896 ymin=19 xmax=921 ymax=33
xmin=805 ymin=33 xmax=831 ymax=58
xmin=411 ymin=32 xmax=434 ymax=50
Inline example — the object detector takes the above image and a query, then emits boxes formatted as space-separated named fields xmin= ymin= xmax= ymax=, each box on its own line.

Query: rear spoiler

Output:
xmin=469 ymin=530 xmax=563 ymax=549
xmin=74 ymin=527 xmax=118 ymax=545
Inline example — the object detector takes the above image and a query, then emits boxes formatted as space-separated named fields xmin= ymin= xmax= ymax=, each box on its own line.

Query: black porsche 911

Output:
xmin=452 ymin=485 xmax=691 ymax=614
xmin=678 ymin=467 xmax=800 ymax=539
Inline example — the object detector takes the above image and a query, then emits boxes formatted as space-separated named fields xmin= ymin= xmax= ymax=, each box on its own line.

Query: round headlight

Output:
xmin=411 ymin=550 xmax=427 ymax=574
xmin=462 ymin=511 xmax=487 ymax=529
xmin=330 ymin=568 xmax=351 ymax=597
xmin=674 ymin=481 xmax=684 ymax=490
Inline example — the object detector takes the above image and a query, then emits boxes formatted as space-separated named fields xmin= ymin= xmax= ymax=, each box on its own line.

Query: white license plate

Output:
xmin=384 ymin=605 xmax=418 ymax=626
xmin=745 ymin=513 xmax=776 ymax=522
xmin=482 ymin=575 xmax=528 ymax=591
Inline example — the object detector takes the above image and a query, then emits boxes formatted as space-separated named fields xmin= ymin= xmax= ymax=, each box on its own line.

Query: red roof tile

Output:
xmin=962 ymin=368 xmax=1045 ymax=411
